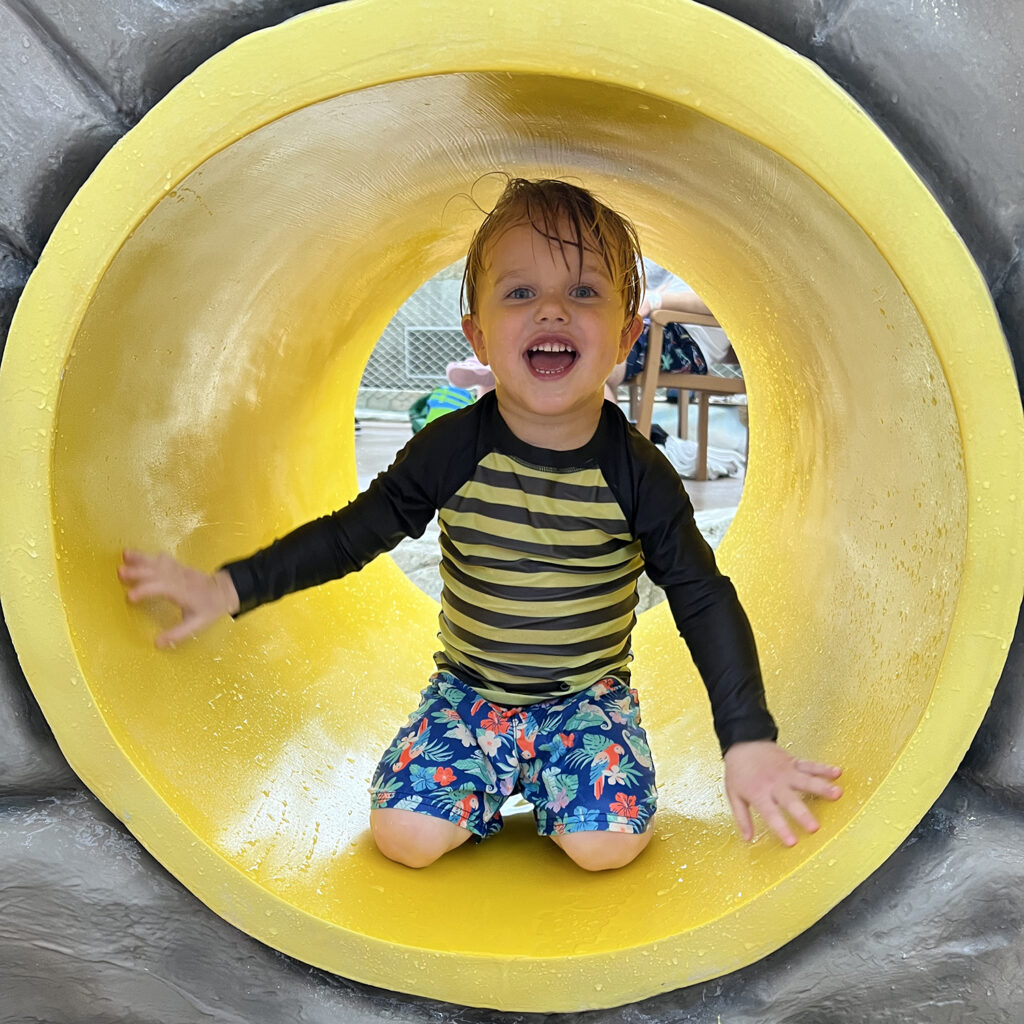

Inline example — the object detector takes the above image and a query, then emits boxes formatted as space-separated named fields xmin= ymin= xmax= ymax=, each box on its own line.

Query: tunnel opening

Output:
xmin=356 ymin=256 xmax=749 ymax=608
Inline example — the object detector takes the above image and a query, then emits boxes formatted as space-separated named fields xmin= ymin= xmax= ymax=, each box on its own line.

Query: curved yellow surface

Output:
xmin=1 ymin=0 xmax=1021 ymax=1011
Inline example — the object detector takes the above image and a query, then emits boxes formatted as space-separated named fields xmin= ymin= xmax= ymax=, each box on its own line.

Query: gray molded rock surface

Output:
xmin=17 ymin=0 xmax=332 ymax=121
xmin=0 ymin=4 xmax=124 ymax=259
xmin=963 ymin=610 xmax=1024 ymax=795
xmin=0 ymin=0 xmax=1022 ymax=1020
xmin=0 ymin=620 xmax=80 ymax=795
xmin=0 ymin=246 xmax=32 ymax=341
xmin=0 ymin=1 xmax=330 ymax=258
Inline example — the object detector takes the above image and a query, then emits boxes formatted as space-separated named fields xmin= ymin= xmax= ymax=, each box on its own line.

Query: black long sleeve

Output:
xmin=603 ymin=420 xmax=777 ymax=753
xmin=223 ymin=425 xmax=448 ymax=614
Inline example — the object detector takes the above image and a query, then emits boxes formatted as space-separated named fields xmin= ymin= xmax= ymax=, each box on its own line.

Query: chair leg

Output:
xmin=679 ymin=391 xmax=690 ymax=440
xmin=636 ymin=321 xmax=665 ymax=438
xmin=696 ymin=393 xmax=710 ymax=481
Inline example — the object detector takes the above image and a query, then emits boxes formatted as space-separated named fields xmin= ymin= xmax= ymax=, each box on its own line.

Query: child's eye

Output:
xmin=571 ymin=285 xmax=599 ymax=298
xmin=507 ymin=286 xmax=534 ymax=300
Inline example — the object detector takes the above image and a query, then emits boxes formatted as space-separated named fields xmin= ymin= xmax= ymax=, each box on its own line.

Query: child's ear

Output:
xmin=462 ymin=315 xmax=489 ymax=365
xmin=618 ymin=315 xmax=644 ymax=361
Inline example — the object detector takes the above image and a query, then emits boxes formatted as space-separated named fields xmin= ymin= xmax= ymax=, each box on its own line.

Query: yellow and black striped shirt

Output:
xmin=435 ymin=451 xmax=643 ymax=700
xmin=225 ymin=393 xmax=776 ymax=751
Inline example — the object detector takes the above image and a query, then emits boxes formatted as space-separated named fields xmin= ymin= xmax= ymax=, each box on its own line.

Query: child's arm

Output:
xmin=620 ymin=427 xmax=843 ymax=845
xmin=723 ymin=740 xmax=843 ymax=847
xmin=118 ymin=468 xmax=432 ymax=647
xmin=119 ymin=405 xmax=477 ymax=647
xmin=118 ymin=549 xmax=240 ymax=648
xmin=640 ymin=289 xmax=717 ymax=321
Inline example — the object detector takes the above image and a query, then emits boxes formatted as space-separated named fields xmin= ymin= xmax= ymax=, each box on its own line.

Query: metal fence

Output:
xmin=357 ymin=260 xmax=472 ymax=415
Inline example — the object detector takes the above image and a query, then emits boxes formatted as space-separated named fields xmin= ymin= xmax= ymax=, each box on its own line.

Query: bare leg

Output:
xmin=370 ymin=808 xmax=473 ymax=868
xmin=552 ymin=829 xmax=653 ymax=871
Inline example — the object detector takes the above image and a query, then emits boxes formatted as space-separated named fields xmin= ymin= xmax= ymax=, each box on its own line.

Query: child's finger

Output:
xmin=118 ymin=563 xmax=159 ymax=586
xmin=727 ymin=791 xmax=754 ymax=842
xmin=780 ymin=794 xmax=820 ymax=836
xmin=760 ymin=802 xmax=797 ymax=847
xmin=124 ymin=579 xmax=179 ymax=605
xmin=794 ymin=759 xmax=842 ymax=780
xmin=155 ymin=617 xmax=202 ymax=649
xmin=120 ymin=548 xmax=162 ymax=572
xmin=795 ymin=772 xmax=844 ymax=801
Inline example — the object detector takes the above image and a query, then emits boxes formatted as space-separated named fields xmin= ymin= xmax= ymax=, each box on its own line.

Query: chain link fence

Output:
xmin=357 ymin=260 xmax=472 ymax=417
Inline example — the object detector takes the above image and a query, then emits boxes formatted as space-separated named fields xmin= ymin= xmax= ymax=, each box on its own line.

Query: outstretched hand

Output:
xmin=117 ymin=549 xmax=239 ymax=649
xmin=723 ymin=740 xmax=843 ymax=847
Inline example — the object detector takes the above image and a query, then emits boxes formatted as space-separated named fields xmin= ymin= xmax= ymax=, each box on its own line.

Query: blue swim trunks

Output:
xmin=369 ymin=672 xmax=657 ymax=839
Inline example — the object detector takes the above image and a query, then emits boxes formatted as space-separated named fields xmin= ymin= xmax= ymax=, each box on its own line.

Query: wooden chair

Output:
xmin=628 ymin=308 xmax=746 ymax=481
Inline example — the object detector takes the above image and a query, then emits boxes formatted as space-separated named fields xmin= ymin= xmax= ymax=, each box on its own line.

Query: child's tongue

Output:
xmin=529 ymin=349 xmax=575 ymax=375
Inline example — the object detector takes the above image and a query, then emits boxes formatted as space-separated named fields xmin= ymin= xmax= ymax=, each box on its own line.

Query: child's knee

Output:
xmin=553 ymin=829 xmax=652 ymax=871
xmin=370 ymin=808 xmax=471 ymax=868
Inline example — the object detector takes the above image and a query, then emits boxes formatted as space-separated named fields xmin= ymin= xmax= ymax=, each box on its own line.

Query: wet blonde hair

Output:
xmin=460 ymin=177 xmax=644 ymax=324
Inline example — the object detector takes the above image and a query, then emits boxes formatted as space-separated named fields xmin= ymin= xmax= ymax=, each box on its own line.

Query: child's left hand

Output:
xmin=723 ymin=740 xmax=843 ymax=847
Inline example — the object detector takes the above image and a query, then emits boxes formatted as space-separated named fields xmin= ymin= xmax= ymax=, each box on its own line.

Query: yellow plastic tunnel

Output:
xmin=1 ymin=0 xmax=1021 ymax=1012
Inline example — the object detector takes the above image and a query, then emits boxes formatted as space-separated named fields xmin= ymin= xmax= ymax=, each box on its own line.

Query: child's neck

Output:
xmin=493 ymin=395 xmax=604 ymax=451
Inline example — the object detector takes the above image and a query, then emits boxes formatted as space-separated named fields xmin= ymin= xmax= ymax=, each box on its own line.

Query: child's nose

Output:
xmin=535 ymin=291 xmax=569 ymax=321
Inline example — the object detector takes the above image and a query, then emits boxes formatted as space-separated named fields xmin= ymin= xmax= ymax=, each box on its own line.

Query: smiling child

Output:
xmin=119 ymin=177 xmax=842 ymax=871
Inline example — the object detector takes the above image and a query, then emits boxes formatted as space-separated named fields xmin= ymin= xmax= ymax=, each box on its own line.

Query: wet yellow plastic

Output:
xmin=1 ymin=0 xmax=1021 ymax=1011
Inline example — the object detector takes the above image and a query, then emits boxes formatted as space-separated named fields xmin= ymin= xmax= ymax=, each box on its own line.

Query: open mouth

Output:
xmin=525 ymin=338 xmax=579 ymax=378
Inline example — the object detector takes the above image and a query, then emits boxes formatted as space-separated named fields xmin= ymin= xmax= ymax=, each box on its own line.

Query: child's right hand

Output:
xmin=117 ymin=549 xmax=240 ymax=649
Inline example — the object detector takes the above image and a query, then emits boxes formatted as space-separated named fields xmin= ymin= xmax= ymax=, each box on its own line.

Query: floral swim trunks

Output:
xmin=369 ymin=672 xmax=657 ymax=838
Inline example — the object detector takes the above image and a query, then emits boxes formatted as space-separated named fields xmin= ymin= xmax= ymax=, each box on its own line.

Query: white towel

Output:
xmin=660 ymin=436 xmax=746 ymax=479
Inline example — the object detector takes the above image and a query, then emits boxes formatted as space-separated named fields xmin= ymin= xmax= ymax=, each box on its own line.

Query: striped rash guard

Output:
xmin=223 ymin=391 xmax=777 ymax=752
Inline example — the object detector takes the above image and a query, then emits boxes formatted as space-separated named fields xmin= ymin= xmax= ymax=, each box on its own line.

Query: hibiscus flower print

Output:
xmin=605 ymin=765 xmax=627 ymax=787
xmin=481 ymin=710 xmax=511 ymax=735
xmin=409 ymin=763 xmax=439 ymax=792
xmin=477 ymin=730 xmax=502 ymax=757
xmin=448 ymin=721 xmax=477 ymax=747
xmin=434 ymin=767 xmax=456 ymax=787
xmin=547 ymin=787 xmax=571 ymax=813
xmin=566 ymin=806 xmax=602 ymax=832
xmin=610 ymin=792 xmax=639 ymax=819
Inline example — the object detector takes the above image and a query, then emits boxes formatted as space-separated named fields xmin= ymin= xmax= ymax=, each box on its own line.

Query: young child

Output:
xmin=118 ymin=177 xmax=842 ymax=871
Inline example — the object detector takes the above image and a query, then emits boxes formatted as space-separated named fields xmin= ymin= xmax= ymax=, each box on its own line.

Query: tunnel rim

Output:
xmin=1 ymin=0 xmax=1021 ymax=1011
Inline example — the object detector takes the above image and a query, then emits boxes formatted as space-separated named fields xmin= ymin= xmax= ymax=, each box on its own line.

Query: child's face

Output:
xmin=461 ymin=219 xmax=642 ymax=442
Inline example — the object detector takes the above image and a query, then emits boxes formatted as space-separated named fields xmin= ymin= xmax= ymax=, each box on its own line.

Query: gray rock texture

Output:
xmin=0 ymin=244 xmax=32 ymax=342
xmin=962 ymin=606 xmax=1024 ymax=796
xmin=0 ymin=0 xmax=329 ymax=259
xmin=0 ymin=619 xmax=80 ymax=796
xmin=0 ymin=0 xmax=1022 ymax=1021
